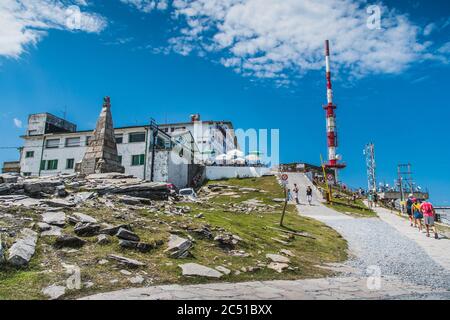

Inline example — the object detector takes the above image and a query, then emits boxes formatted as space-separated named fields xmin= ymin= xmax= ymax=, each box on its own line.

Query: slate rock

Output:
xmin=100 ymin=224 xmax=132 ymax=236
xmin=164 ymin=234 xmax=192 ymax=258
xmin=69 ymin=212 xmax=97 ymax=224
xmin=74 ymin=222 xmax=101 ymax=237
xmin=42 ymin=285 xmax=66 ymax=300
xmin=215 ymin=266 xmax=231 ymax=275
xmin=119 ymin=239 xmax=153 ymax=253
xmin=116 ymin=228 xmax=140 ymax=242
xmin=267 ymin=262 xmax=289 ymax=273
xmin=42 ymin=211 xmax=66 ymax=227
xmin=266 ymin=253 xmax=290 ymax=264
xmin=179 ymin=263 xmax=223 ymax=278
xmin=54 ymin=235 xmax=86 ymax=249
xmin=97 ymin=234 xmax=111 ymax=245
xmin=7 ymin=228 xmax=38 ymax=267
xmin=107 ymin=254 xmax=145 ymax=268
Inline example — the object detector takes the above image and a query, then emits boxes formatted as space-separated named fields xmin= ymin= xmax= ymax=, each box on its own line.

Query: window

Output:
xmin=42 ymin=159 xmax=58 ymax=171
xmin=65 ymin=137 xmax=80 ymax=147
xmin=129 ymin=132 xmax=146 ymax=143
xmin=131 ymin=154 xmax=145 ymax=166
xmin=28 ymin=130 xmax=38 ymax=136
xmin=25 ymin=151 xmax=34 ymax=158
xmin=85 ymin=136 xmax=92 ymax=146
xmin=118 ymin=155 xmax=122 ymax=164
xmin=115 ymin=134 xmax=123 ymax=144
xmin=66 ymin=158 xmax=75 ymax=169
xmin=45 ymin=139 xmax=59 ymax=149
xmin=23 ymin=172 xmax=31 ymax=177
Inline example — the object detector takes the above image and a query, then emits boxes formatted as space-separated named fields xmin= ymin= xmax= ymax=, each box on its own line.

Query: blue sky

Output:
xmin=0 ymin=0 xmax=449 ymax=203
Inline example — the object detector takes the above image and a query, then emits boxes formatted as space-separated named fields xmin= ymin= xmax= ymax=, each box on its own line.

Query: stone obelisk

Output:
xmin=77 ymin=97 xmax=125 ymax=175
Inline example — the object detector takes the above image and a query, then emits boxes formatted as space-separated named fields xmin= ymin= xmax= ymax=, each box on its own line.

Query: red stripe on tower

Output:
xmin=323 ymin=40 xmax=346 ymax=176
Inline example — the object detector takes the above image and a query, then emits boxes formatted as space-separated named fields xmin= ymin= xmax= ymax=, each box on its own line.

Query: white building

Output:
xmin=19 ymin=113 xmax=238 ymax=188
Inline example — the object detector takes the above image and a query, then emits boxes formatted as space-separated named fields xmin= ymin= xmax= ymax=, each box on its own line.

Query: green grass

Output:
xmin=0 ymin=176 xmax=348 ymax=299
xmin=325 ymin=197 xmax=377 ymax=217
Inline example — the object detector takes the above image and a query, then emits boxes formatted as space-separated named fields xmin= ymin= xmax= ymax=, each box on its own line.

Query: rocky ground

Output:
xmin=0 ymin=174 xmax=346 ymax=300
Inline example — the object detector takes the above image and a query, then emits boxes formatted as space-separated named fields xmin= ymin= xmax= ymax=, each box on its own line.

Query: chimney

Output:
xmin=190 ymin=114 xmax=201 ymax=122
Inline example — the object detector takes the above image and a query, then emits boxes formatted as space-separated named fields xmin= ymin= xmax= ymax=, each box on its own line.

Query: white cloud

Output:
xmin=423 ymin=23 xmax=436 ymax=36
xmin=120 ymin=0 xmax=168 ymax=13
xmin=13 ymin=118 xmax=22 ymax=128
xmin=0 ymin=0 xmax=106 ymax=58
xmin=438 ymin=42 xmax=450 ymax=54
xmin=124 ymin=0 xmax=430 ymax=82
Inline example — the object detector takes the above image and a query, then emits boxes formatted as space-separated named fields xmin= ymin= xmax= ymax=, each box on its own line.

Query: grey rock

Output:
xmin=108 ymin=254 xmax=145 ymax=268
xmin=42 ymin=211 xmax=66 ymax=226
xmin=280 ymin=249 xmax=294 ymax=257
xmin=97 ymin=234 xmax=111 ymax=245
xmin=43 ymin=198 xmax=75 ymax=208
xmin=100 ymin=224 xmax=132 ymax=236
xmin=70 ymin=212 xmax=97 ymax=224
xmin=129 ymin=275 xmax=144 ymax=284
xmin=164 ymin=234 xmax=192 ymax=258
xmin=117 ymin=195 xmax=152 ymax=205
xmin=119 ymin=239 xmax=153 ymax=253
xmin=55 ymin=185 xmax=67 ymax=197
xmin=7 ymin=228 xmax=38 ymax=267
xmin=74 ymin=222 xmax=101 ymax=237
xmin=0 ymin=238 xmax=5 ymax=264
xmin=120 ymin=269 xmax=132 ymax=276
xmin=41 ymin=226 xmax=62 ymax=237
xmin=116 ymin=228 xmax=140 ymax=242
xmin=0 ymin=184 xmax=11 ymax=195
xmin=24 ymin=179 xmax=63 ymax=195
xmin=36 ymin=222 xmax=51 ymax=232
xmin=215 ymin=266 xmax=231 ymax=275
xmin=192 ymin=227 xmax=213 ymax=239
xmin=54 ymin=235 xmax=86 ymax=249
xmin=42 ymin=285 xmax=66 ymax=300
xmin=266 ymin=254 xmax=290 ymax=264
xmin=179 ymin=263 xmax=223 ymax=278
xmin=267 ymin=262 xmax=289 ymax=273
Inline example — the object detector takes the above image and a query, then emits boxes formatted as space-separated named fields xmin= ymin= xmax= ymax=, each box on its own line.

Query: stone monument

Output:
xmin=76 ymin=97 xmax=125 ymax=175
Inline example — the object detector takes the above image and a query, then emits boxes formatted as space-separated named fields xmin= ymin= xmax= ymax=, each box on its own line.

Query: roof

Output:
xmin=21 ymin=120 xmax=234 ymax=138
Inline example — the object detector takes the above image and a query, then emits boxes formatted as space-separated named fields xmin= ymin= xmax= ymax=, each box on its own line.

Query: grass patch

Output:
xmin=1 ymin=175 xmax=348 ymax=300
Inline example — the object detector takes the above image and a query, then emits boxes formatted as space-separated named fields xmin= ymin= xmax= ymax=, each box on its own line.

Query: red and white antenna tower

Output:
xmin=323 ymin=40 xmax=346 ymax=181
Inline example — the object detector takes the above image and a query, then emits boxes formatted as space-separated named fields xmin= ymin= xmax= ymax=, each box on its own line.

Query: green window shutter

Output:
xmin=47 ymin=160 xmax=58 ymax=170
xmin=66 ymin=159 xmax=74 ymax=169
xmin=131 ymin=155 xmax=138 ymax=166
xmin=40 ymin=160 xmax=46 ymax=170
xmin=139 ymin=154 xmax=145 ymax=165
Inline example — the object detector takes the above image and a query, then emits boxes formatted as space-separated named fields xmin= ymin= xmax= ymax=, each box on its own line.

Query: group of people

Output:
xmin=367 ymin=191 xmax=379 ymax=208
xmin=287 ymin=183 xmax=313 ymax=205
xmin=404 ymin=194 xmax=439 ymax=239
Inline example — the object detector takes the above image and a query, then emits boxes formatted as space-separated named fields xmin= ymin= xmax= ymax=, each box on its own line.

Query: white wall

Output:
xmin=205 ymin=166 xmax=271 ymax=180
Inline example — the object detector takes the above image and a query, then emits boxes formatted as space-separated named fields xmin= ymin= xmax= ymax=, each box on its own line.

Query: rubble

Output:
xmin=7 ymin=228 xmax=38 ymax=267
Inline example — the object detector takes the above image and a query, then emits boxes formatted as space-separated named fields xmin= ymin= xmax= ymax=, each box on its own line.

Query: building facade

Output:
xmin=18 ymin=112 xmax=237 ymax=187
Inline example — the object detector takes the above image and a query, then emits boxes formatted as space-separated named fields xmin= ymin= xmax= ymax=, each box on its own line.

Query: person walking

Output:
xmin=421 ymin=200 xmax=439 ymax=239
xmin=286 ymin=188 xmax=292 ymax=202
xmin=405 ymin=194 xmax=415 ymax=227
xmin=373 ymin=193 xmax=379 ymax=207
xmin=306 ymin=186 xmax=313 ymax=205
xmin=412 ymin=198 xmax=423 ymax=232
xmin=293 ymin=183 xmax=300 ymax=204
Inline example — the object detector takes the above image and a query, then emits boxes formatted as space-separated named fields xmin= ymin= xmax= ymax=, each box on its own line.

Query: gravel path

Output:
xmin=288 ymin=173 xmax=450 ymax=291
